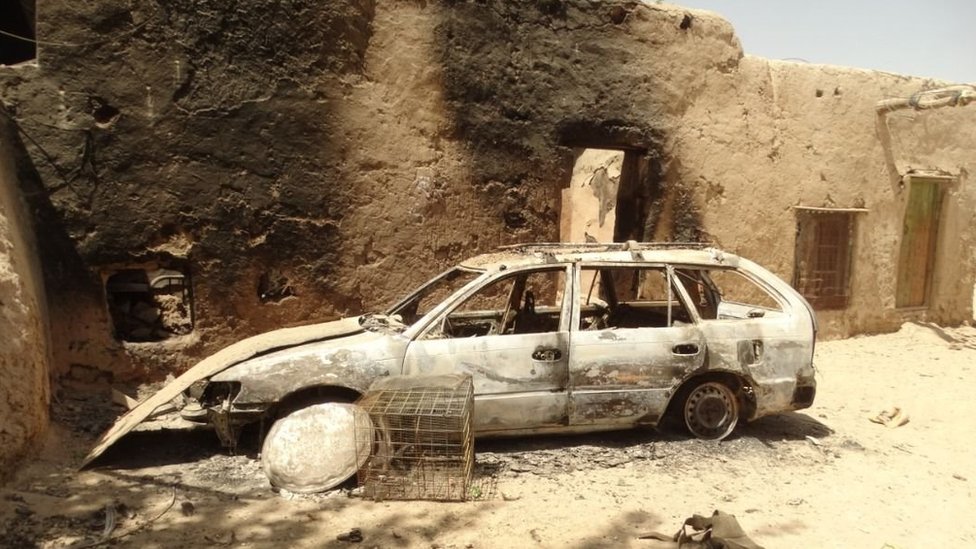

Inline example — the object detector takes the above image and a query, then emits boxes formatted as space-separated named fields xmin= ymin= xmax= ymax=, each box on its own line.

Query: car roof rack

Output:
xmin=497 ymin=241 xmax=716 ymax=253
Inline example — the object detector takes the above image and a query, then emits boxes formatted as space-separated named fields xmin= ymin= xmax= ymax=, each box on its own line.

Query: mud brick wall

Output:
xmin=0 ymin=0 xmax=973 ymax=387
xmin=0 ymin=115 xmax=50 ymax=479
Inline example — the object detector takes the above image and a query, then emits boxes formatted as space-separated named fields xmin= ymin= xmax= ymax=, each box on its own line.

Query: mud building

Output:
xmin=1 ymin=0 xmax=973 ymax=474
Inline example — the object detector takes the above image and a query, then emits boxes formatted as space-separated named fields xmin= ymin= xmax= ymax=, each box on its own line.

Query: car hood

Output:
xmin=81 ymin=316 xmax=365 ymax=468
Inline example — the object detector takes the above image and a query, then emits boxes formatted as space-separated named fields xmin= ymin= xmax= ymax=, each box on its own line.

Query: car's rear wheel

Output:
xmin=683 ymin=381 xmax=739 ymax=440
xmin=261 ymin=402 xmax=373 ymax=493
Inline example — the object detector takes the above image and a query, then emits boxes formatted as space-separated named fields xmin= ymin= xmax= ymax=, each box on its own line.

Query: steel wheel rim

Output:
xmin=684 ymin=382 xmax=738 ymax=440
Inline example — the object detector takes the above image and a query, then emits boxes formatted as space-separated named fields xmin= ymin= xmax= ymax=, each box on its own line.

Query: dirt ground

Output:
xmin=2 ymin=321 xmax=974 ymax=548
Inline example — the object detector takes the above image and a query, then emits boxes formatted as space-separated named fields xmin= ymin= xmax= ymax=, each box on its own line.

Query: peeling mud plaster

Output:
xmin=0 ymin=116 xmax=51 ymax=478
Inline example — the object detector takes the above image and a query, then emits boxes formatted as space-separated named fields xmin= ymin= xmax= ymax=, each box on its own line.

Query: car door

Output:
xmin=402 ymin=266 xmax=572 ymax=434
xmin=680 ymin=266 xmax=813 ymax=416
xmin=569 ymin=263 xmax=706 ymax=426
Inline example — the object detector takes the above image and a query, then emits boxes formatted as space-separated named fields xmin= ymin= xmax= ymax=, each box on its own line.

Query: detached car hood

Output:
xmin=82 ymin=316 xmax=365 ymax=468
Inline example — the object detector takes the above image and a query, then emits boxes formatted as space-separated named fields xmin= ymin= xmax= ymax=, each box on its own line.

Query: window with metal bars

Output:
xmin=793 ymin=210 xmax=855 ymax=310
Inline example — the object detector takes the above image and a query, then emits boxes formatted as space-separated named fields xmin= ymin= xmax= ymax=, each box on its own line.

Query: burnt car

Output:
xmin=85 ymin=242 xmax=817 ymax=468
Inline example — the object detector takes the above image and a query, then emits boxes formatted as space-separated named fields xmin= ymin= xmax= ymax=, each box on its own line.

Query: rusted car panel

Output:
xmin=85 ymin=242 xmax=817 ymax=466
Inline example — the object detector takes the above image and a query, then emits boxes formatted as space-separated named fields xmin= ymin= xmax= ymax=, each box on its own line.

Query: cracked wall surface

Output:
xmin=0 ymin=0 xmax=973 ymax=391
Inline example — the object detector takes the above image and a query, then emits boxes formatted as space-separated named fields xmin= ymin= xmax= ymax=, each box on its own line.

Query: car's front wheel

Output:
xmin=683 ymin=381 xmax=739 ymax=440
xmin=261 ymin=402 xmax=373 ymax=493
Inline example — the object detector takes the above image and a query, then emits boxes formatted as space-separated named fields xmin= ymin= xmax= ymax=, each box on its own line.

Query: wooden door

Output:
xmin=896 ymin=179 xmax=944 ymax=307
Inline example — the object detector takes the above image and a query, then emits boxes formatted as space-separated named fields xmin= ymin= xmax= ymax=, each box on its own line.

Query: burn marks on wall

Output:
xmin=258 ymin=269 xmax=295 ymax=304
xmin=153 ymin=0 xmax=376 ymax=112
xmin=432 ymin=2 xmax=706 ymax=244
xmin=2 ymin=0 xmax=373 ymax=363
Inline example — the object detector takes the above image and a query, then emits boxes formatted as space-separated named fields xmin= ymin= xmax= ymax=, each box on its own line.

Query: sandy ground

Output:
xmin=2 ymin=322 xmax=975 ymax=548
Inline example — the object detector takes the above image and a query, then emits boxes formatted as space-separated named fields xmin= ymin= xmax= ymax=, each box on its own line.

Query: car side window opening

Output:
xmin=579 ymin=266 xmax=693 ymax=330
xmin=424 ymin=268 xmax=566 ymax=340
xmin=675 ymin=268 xmax=784 ymax=320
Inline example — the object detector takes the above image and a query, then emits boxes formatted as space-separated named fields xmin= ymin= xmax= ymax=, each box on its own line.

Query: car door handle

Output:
xmin=532 ymin=348 xmax=562 ymax=362
xmin=672 ymin=343 xmax=699 ymax=356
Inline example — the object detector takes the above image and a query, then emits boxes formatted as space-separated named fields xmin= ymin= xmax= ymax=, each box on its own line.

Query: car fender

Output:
xmin=81 ymin=316 xmax=365 ymax=468
xmin=211 ymin=332 xmax=405 ymax=405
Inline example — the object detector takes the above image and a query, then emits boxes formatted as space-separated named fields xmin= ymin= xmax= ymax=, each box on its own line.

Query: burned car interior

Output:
xmin=430 ymin=268 xmax=565 ymax=339
xmin=413 ymin=263 xmax=789 ymax=340
xmin=580 ymin=266 xmax=694 ymax=330
xmin=578 ymin=265 xmax=784 ymax=330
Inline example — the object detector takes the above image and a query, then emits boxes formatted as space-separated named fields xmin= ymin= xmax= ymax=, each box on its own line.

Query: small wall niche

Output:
xmin=0 ymin=0 xmax=37 ymax=66
xmin=105 ymin=267 xmax=193 ymax=342
xmin=258 ymin=269 xmax=296 ymax=304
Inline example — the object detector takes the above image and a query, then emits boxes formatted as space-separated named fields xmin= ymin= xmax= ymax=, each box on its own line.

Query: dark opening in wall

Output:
xmin=560 ymin=148 xmax=624 ymax=243
xmin=0 ymin=0 xmax=37 ymax=65
xmin=105 ymin=267 xmax=194 ymax=342
xmin=258 ymin=269 xmax=296 ymax=304
xmin=557 ymin=122 xmax=664 ymax=243
xmin=558 ymin=146 xmax=658 ymax=244
xmin=90 ymin=97 xmax=121 ymax=127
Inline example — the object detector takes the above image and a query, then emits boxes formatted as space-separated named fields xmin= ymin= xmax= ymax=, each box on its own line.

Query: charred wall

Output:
xmin=3 ymin=0 xmax=969 ymax=393
xmin=1 ymin=0 xmax=376 ymax=380
xmin=0 ymin=0 xmax=749 ymax=382
xmin=431 ymin=0 xmax=741 ymax=242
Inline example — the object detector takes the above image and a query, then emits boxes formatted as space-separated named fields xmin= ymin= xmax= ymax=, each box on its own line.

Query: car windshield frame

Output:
xmin=381 ymin=266 xmax=486 ymax=330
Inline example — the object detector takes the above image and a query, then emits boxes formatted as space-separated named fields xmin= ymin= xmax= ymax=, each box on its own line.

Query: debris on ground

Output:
xmin=336 ymin=527 xmax=363 ymax=543
xmin=180 ymin=501 xmax=195 ymax=516
xmin=869 ymin=407 xmax=910 ymax=428
xmin=639 ymin=510 xmax=764 ymax=548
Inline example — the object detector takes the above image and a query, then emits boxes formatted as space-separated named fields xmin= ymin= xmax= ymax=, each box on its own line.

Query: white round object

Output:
xmin=261 ymin=402 xmax=373 ymax=493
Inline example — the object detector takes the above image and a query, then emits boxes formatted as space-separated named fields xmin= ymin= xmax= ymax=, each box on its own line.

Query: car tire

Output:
xmin=261 ymin=402 xmax=373 ymax=493
xmin=682 ymin=381 xmax=739 ymax=440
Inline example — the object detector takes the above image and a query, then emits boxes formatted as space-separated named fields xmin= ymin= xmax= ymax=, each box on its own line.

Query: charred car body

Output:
xmin=85 ymin=242 xmax=817 ymax=466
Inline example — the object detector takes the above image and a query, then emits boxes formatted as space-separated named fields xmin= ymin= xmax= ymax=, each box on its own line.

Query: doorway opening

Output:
xmin=560 ymin=148 xmax=651 ymax=244
xmin=556 ymin=142 xmax=661 ymax=304
xmin=560 ymin=148 xmax=622 ymax=244
xmin=895 ymin=176 xmax=948 ymax=308
xmin=0 ymin=0 xmax=37 ymax=66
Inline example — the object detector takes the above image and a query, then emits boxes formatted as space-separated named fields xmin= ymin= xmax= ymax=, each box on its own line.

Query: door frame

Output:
xmin=895 ymin=174 xmax=951 ymax=308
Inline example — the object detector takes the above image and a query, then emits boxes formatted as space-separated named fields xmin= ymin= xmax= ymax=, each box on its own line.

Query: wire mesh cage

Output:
xmin=355 ymin=374 xmax=474 ymax=501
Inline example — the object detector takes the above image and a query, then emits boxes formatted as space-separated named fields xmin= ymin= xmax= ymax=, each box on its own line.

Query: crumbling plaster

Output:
xmin=0 ymin=0 xmax=972 ymax=385
xmin=0 ymin=114 xmax=50 ymax=479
